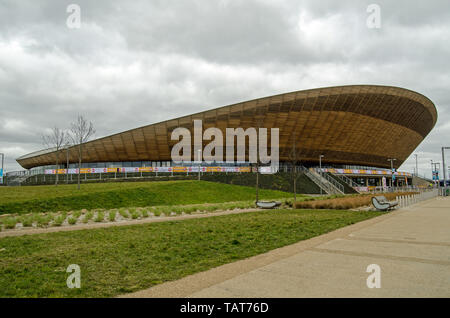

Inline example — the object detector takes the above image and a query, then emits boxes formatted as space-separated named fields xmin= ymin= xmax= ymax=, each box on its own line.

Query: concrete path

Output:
xmin=122 ymin=196 xmax=450 ymax=298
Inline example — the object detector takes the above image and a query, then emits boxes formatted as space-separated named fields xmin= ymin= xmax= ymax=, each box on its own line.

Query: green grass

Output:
xmin=0 ymin=209 xmax=383 ymax=297
xmin=0 ymin=181 xmax=292 ymax=215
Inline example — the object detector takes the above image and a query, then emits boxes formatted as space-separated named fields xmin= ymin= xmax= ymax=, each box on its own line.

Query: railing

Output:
xmin=301 ymin=166 xmax=344 ymax=195
xmin=396 ymin=189 xmax=439 ymax=208
xmin=311 ymin=168 xmax=344 ymax=194
xmin=5 ymin=170 xmax=31 ymax=177
xmin=439 ymin=187 xmax=449 ymax=196
xmin=336 ymin=174 xmax=359 ymax=188
xmin=300 ymin=166 xmax=330 ymax=194
xmin=366 ymin=186 xmax=421 ymax=194
xmin=321 ymin=172 xmax=345 ymax=194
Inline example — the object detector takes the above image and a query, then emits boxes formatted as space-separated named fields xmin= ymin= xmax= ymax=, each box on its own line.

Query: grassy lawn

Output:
xmin=0 ymin=209 xmax=383 ymax=297
xmin=0 ymin=180 xmax=293 ymax=215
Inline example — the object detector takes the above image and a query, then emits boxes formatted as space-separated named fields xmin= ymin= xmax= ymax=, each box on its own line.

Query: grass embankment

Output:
xmin=0 ymin=209 xmax=383 ymax=297
xmin=0 ymin=180 xmax=293 ymax=215
xmin=295 ymin=192 xmax=418 ymax=209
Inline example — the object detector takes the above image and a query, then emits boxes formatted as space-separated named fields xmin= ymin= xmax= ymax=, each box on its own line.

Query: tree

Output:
xmin=254 ymin=116 xmax=265 ymax=204
xmin=42 ymin=127 xmax=68 ymax=186
xmin=69 ymin=115 xmax=95 ymax=190
xmin=288 ymin=132 xmax=301 ymax=203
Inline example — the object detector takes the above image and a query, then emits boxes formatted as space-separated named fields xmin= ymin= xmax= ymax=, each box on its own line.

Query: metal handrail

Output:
xmin=321 ymin=172 xmax=345 ymax=194
xmin=310 ymin=168 xmax=344 ymax=194
xmin=336 ymin=174 xmax=359 ymax=187
xmin=300 ymin=166 xmax=331 ymax=194
xmin=301 ymin=166 xmax=344 ymax=195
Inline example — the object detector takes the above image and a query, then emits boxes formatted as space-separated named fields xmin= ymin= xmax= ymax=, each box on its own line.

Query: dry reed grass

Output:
xmin=294 ymin=192 xmax=418 ymax=210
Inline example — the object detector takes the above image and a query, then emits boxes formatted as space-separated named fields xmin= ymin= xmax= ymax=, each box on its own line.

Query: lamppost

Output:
xmin=414 ymin=154 xmax=418 ymax=177
xmin=432 ymin=162 xmax=441 ymax=188
xmin=442 ymin=147 xmax=450 ymax=192
xmin=319 ymin=154 xmax=324 ymax=195
xmin=431 ymin=159 xmax=434 ymax=185
xmin=66 ymin=145 xmax=70 ymax=184
xmin=0 ymin=153 xmax=4 ymax=185
xmin=387 ymin=158 xmax=396 ymax=188
xmin=197 ymin=149 xmax=201 ymax=181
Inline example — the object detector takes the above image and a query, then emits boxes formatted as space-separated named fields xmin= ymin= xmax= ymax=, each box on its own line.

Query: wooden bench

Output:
xmin=371 ymin=196 xmax=398 ymax=211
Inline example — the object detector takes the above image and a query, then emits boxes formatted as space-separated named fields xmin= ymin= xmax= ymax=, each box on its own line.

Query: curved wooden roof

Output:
xmin=17 ymin=85 xmax=437 ymax=170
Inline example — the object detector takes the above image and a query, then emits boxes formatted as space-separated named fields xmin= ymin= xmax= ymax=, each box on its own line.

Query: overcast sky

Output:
xmin=1 ymin=0 xmax=449 ymax=178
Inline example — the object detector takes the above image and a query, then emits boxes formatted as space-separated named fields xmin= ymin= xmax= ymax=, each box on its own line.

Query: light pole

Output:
xmin=319 ymin=154 xmax=324 ymax=195
xmin=197 ymin=149 xmax=201 ymax=181
xmin=432 ymin=162 xmax=441 ymax=188
xmin=431 ymin=159 xmax=434 ymax=185
xmin=387 ymin=158 xmax=396 ymax=188
xmin=66 ymin=146 xmax=70 ymax=184
xmin=442 ymin=147 xmax=450 ymax=192
xmin=0 ymin=153 xmax=4 ymax=185
xmin=414 ymin=154 xmax=418 ymax=177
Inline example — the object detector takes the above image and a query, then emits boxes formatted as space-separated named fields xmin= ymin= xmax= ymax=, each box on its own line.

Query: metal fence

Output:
xmin=396 ymin=189 xmax=439 ymax=209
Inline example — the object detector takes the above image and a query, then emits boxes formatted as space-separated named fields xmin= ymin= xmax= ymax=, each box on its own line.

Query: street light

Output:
xmin=0 ymin=153 xmax=4 ymax=185
xmin=414 ymin=154 xmax=418 ymax=177
xmin=431 ymin=159 xmax=434 ymax=184
xmin=319 ymin=155 xmax=324 ymax=195
xmin=442 ymin=147 xmax=450 ymax=191
xmin=430 ymin=160 xmax=442 ymax=187
xmin=197 ymin=149 xmax=201 ymax=181
xmin=387 ymin=158 xmax=396 ymax=187
xmin=66 ymin=145 xmax=70 ymax=184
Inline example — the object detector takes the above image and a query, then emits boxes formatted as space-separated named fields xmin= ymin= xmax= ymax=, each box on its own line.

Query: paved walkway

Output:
xmin=122 ymin=196 xmax=450 ymax=298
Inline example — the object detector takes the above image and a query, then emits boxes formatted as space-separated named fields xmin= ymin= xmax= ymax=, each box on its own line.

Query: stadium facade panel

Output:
xmin=16 ymin=85 xmax=437 ymax=170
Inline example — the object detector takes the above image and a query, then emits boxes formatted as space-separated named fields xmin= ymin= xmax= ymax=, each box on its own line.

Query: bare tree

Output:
xmin=254 ymin=116 xmax=265 ymax=204
xmin=288 ymin=133 xmax=300 ymax=203
xmin=42 ymin=127 xmax=68 ymax=186
xmin=69 ymin=115 xmax=95 ymax=190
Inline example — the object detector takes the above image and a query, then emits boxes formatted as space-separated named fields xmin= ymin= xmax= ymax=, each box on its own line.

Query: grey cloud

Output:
xmin=0 ymin=0 xmax=449 ymax=177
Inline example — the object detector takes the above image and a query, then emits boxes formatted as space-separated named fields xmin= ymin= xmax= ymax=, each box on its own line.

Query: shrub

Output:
xmin=131 ymin=210 xmax=140 ymax=219
xmin=141 ymin=210 xmax=149 ymax=218
xmin=73 ymin=210 xmax=82 ymax=218
xmin=294 ymin=192 xmax=419 ymax=210
xmin=37 ymin=214 xmax=52 ymax=227
xmin=83 ymin=211 xmax=94 ymax=223
xmin=4 ymin=217 xmax=18 ymax=229
xmin=95 ymin=211 xmax=105 ymax=222
xmin=119 ymin=208 xmax=129 ymax=219
xmin=108 ymin=210 xmax=117 ymax=222
xmin=68 ymin=217 xmax=77 ymax=225
xmin=53 ymin=215 xmax=65 ymax=227
xmin=20 ymin=215 xmax=34 ymax=227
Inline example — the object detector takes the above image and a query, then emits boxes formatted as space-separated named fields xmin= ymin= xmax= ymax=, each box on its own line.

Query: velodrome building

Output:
xmin=16 ymin=85 xmax=437 ymax=191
